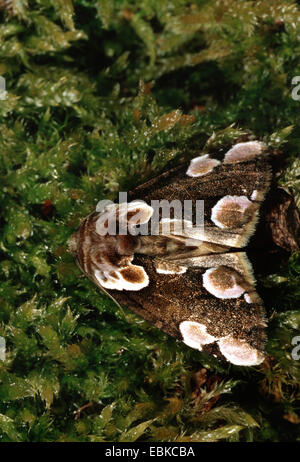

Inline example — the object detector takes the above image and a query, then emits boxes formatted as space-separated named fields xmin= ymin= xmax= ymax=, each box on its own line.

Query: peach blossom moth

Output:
xmin=69 ymin=141 xmax=271 ymax=366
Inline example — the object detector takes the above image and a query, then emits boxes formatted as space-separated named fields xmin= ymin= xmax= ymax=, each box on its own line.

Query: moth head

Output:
xmin=72 ymin=201 xmax=154 ymax=292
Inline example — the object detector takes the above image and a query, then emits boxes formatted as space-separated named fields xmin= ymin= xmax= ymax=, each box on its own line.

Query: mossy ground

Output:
xmin=0 ymin=0 xmax=300 ymax=442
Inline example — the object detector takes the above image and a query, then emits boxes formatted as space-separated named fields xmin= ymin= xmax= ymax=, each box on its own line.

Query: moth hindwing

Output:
xmin=70 ymin=141 xmax=271 ymax=366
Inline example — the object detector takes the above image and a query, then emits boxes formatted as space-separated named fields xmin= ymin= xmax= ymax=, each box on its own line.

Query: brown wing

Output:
xmin=129 ymin=141 xmax=271 ymax=248
xmin=108 ymin=252 xmax=266 ymax=366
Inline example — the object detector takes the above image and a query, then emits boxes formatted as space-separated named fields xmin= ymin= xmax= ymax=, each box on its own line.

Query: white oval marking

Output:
xmin=218 ymin=336 xmax=264 ymax=366
xmin=95 ymin=265 xmax=149 ymax=291
xmin=224 ymin=141 xmax=265 ymax=164
xmin=211 ymin=195 xmax=253 ymax=229
xmin=186 ymin=154 xmax=221 ymax=177
xmin=179 ymin=321 xmax=217 ymax=350
xmin=202 ymin=267 xmax=245 ymax=299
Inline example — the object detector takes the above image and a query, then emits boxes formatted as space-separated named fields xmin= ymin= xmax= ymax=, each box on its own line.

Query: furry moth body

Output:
xmin=69 ymin=141 xmax=271 ymax=366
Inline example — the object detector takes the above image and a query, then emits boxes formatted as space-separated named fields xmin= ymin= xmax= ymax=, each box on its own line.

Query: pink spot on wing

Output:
xmin=202 ymin=267 xmax=245 ymax=299
xmin=224 ymin=141 xmax=265 ymax=164
xmin=186 ymin=154 xmax=220 ymax=177
xmin=179 ymin=321 xmax=217 ymax=350
xmin=218 ymin=336 xmax=265 ymax=366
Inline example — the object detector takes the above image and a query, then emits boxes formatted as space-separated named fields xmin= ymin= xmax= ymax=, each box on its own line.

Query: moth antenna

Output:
xmin=82 ymin=263 xmax=129 ymax=321
xmin=96 ymin=283 xmax=128 ymax=321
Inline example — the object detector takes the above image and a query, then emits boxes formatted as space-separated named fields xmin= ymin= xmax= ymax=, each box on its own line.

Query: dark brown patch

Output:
xmin=117 ymin=234 xmax=138 ymax=255
xmin=262 ymin=189 xmax=300 ymax=252
xmin=127 ymin=209 xmax=142 ymax=221
xmin=109 ymin=271 xmax=119 ymax=279
xmin=120 ymin=266 xmax=145 ymax=283
xmin=208 ymin=266 xmax=241 ymax=290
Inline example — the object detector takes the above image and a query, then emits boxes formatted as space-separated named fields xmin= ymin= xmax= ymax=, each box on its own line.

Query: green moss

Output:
xmin=0 ymin=0 xmax=300 ymax=442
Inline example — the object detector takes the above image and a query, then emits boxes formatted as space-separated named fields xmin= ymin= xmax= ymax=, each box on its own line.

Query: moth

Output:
xmin=69 ymin=141 xmax=272 ymax=366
